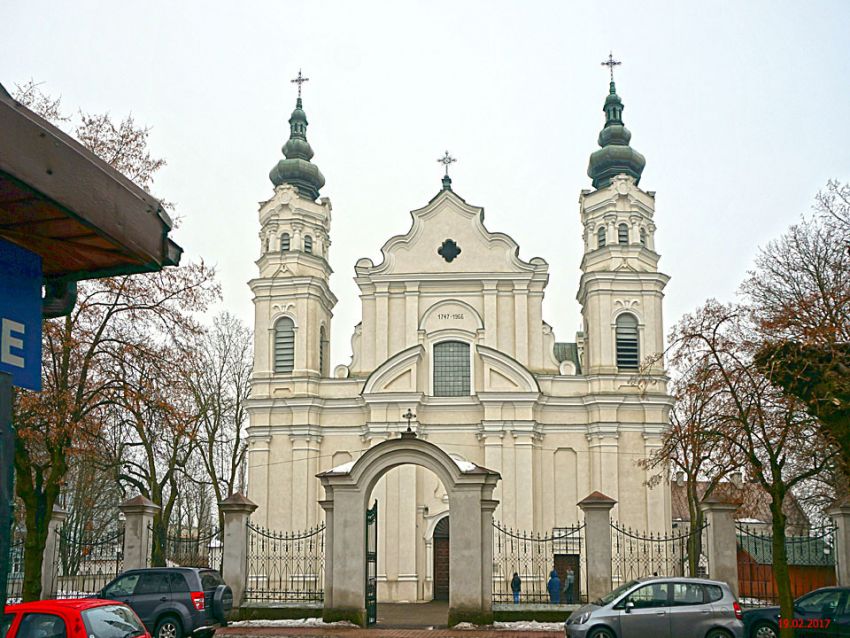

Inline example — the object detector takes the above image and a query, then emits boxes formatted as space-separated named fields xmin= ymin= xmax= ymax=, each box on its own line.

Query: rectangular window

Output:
xmin=433 ymin=341 xmax=470 ymax=397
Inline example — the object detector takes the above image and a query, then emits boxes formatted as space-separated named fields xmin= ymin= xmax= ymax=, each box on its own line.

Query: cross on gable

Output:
xmin=437 ymin=150 xmax=456 ymax=177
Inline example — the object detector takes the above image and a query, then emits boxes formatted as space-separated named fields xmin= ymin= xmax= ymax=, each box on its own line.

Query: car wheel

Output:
xmin=706 ymin=630 xmax=732 ymax=638
xmin=211 ymin=585 xmax=233 ymax=623
xmin=588 ymin=628 xmax=615 ymax=638
xmin=751 ymin=621 xmax=778 ymax=638
xmin=155 ymin=616 xmax=183 ymax=638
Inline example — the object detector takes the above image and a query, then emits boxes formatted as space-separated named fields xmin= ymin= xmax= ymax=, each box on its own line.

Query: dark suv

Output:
xmin=99 ymin=568 xmax=232 ymax=638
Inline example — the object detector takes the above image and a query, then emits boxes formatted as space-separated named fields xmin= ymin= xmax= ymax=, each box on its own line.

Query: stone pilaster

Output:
xmin=578 ymin=491 xmax=616 ymax=602
xmin=119 ymin=495 xmax=158 ymax=571
xmin=219 ymin=493 xmax=258 ymax=608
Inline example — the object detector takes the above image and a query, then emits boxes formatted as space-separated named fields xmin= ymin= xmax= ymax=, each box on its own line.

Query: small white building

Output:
xmin=246 ymin=80 xmax=673 ymax=602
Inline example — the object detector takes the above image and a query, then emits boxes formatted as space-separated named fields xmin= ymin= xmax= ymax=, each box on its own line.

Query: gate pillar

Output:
xmin=578 ymin=492 xmax=616 ymax=602
xmin=700 ymin=496 xmax=740 ymax=596
xmin=119 ymin=495 xmax=159 ymax=571
xmin=828 ymin=497 xmax=850 ymax=586
xmin=219 ymin=493 xmax=258 ymax=608
xmin=40 ymin=505 xmax=67 ymax=599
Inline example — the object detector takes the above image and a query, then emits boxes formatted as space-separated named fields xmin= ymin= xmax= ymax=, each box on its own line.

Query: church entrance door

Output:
xmin=433 ymin=516 xmax=449 ymax=601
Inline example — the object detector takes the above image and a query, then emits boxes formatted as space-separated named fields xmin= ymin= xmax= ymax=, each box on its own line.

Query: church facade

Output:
xmin=246 ymin=78 xmax=673 ymax=602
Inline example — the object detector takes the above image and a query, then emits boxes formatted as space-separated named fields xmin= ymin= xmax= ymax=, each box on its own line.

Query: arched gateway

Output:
xmin=317 ymin=433 xmax=500 ymax=626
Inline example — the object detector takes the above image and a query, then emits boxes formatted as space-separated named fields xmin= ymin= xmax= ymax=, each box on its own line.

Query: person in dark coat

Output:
xmin=562 ymin=566 xmax=575 ymax=603
xmin=547 ymin=569 xmax=561 ymax=604
xmin=510 ymin=572 xmax=521 ymax=604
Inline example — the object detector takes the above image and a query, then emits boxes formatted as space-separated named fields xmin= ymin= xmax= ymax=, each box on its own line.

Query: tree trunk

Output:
xmin=19 ymin=488 xmax=52 ymax=601
xmin=686 ymin=479 xmax=703 ymax=576
xmin=769 ymin=493 xmax=794 ymax=638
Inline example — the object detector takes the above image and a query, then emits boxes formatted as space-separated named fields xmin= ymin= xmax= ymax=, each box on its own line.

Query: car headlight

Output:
xmin=568 ymin=612 xmax=591 ymax=625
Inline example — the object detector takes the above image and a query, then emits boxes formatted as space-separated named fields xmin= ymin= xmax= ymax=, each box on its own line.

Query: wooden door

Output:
xmin=433 ymin=517 xmax=449 ymax=601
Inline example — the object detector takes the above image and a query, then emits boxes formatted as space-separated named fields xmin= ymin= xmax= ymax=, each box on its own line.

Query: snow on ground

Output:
xmin=229 ymin=619 xmax=357 ymax=628
xmin=493 ymin=621 xmax=563 ymax=631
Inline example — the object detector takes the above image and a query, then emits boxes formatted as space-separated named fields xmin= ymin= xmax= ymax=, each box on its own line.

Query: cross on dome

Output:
xmin=601 ymin=52 xmax=621 ymax=82
xmin=291 ymin=69 xmax=310 ymax=98
xmin=437 ymin=150 xmax=456 ymax=177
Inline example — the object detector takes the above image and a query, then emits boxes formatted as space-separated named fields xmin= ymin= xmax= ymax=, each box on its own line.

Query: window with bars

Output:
xmin=319 ymin=326 xmax=328 ymax=376
xmin=616 ymin=313 xmax=639 ymax=370
xmin=433 ymin=341 xmax=470 ymax=397
xmin=280 ymin=233 xmax=290 ymax=251
xmin=304 ymin=235 xmax=313 ymax=253
xmin=274 ymin=317 xmax=295 ymax=373
xmin=597 ymin=227 xmax=606 ymax=248
xmin=618 ymin=223 xmax=629 ymax=244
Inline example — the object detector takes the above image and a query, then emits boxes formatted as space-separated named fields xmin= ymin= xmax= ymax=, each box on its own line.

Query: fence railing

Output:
xmin=5 ymin=538 xmax=24 ymax=604
xmin=164 ymin=527 xmax=222 ymax=571
xmin=53 ymin=526 xmax=124 ymax=598
xmin=243 ymin=522 xmax=325 ymax=603
xmin=737 ymin=524 xmax=836 ymax=607
xmin=492 ymin=521 xmax=586 ymax=604
xmin=610 ymin=520 xmax=707 ymax=587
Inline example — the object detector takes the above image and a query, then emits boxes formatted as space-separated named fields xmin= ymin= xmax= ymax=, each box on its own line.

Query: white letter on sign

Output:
xmin=1 ymin=318 xmax=26 ymax=368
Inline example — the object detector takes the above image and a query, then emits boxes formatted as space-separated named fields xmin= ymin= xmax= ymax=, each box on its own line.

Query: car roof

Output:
xmin=4 ymin=599 xmax=120 ymax=614
xmin=634 ymin=576 xmax=732 ymax=587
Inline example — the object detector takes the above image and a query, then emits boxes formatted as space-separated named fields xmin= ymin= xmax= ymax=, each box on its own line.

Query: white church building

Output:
xmin=246 ymin=76 xmax=673 ymax=603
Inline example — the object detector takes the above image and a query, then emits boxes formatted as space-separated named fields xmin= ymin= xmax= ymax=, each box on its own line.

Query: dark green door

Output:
xmin=366 ymin=501 xmax=378 ymax=626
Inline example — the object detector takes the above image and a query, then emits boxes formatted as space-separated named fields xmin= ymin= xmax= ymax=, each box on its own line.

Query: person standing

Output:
xmin=562 ymin=566 xmax=575 ymax=604
xmin=547 ymin=569 xmax=561 ymax=604
xmin=510 ymin=572 xmax=521 ymax=604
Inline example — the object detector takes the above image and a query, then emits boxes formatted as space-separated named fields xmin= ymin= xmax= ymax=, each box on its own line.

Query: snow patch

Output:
xmin=229 ymin=618 xmax=357 ymax=628
xmin=329 ymin=461 xmax=355 ymax=474
xmin=449 ymin=453 xmax=477 ymax=472
xmin=493 ymin=620 xmax=563 ymax=631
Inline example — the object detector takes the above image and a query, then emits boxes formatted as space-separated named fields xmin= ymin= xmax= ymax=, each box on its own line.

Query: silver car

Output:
xmin=564 ymin=576 xmax=744 ymax=638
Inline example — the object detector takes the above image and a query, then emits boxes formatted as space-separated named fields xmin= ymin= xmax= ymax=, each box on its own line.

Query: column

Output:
xmin=119 ymin=495 xmax=158 ymax=571
xmin=41 ymin=506 xmax=68 ymax=599
xmin=700 ymin=497 xmax=740 ymax=596
xmin=291 ymin=433 xmax=322 ymax=529
xmin=375 ymin=286 xmax=389 ymax=363
xmin=512 ymin=432 xmax=535 ymax=530
xmin=828 ymin=498 xmax=850 ymax=586
xmin=480 ymin=429 xmax=504 ymax=511
xmin=482 ymin=282 xmax=498 ymax=348
xmin=219 ymin=493 xmax=258 ymax=608
xmin=404 ymin=283 xmax=419 ymax=346
xmin=513 ymin=286 xmax=529 ymax=365
xmin=578 ymin=492 xmax=616 ymax=602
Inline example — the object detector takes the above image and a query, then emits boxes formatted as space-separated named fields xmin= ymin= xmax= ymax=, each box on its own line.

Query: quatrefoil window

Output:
xmin=437 ymin=238 xmax=461 ymax=263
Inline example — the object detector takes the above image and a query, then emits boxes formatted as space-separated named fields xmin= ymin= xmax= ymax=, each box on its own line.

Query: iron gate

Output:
xmin=53 ymin=526 xmax=124 ymax=598
xmin=365 ymin=500 xmax=378 ymax=626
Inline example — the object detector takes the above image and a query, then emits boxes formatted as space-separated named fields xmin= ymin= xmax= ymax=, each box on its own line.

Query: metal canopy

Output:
xmin=0 ymin=83 xmax=182 ymax=282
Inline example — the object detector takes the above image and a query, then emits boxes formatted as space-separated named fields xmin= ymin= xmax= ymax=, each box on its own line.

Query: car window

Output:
xmin=136 ymin=573 xmax=171 ymax=595
xmin=199 ymin=571 xmax=223 ymax=590
xmin=104 ymin=574 xmax=141 ymax=598
xmin=600 ymin=579 xmax=640 ymax=606
xmin=672 ymin=583 xmax=705 ymax=605
xmin=797 ymin=590 xmax=843 ymax=614
xmin=2 ymin=613 xmax=16 ymax=638
xmin=169 ymin=573 xmax=190 ymax=593
xmin=81 ymin=605 xmax=146 ymax=638
xmin=705 ymin=585 xmax=724 ymax=602
xmin=626 ymin=583 xmax=670 ymax=609
xmin=840 ymin=592 xmax=850 ymax=615
xmin=16 ymin=614 xmax=66 ymax=638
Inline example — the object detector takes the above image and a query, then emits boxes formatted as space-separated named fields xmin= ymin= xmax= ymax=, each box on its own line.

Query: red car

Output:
xmin=3 ymin=599 xmax=150 ymax=638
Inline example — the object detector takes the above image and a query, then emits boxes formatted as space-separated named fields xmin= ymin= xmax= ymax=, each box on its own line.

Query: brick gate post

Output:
xmin=219 ymin=493 xmax=258 ymax=608
xmin=700 ymin=496 xmax=740 ymax=596
xmin=119 ymin=495 xmax=159 ymax=571
xmin=828 ymin=497 xmax=850 ymax=586
xmin=578 ymin=492 xmax=616 ymax=602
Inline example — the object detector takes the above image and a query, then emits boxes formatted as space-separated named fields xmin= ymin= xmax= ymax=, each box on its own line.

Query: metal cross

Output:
xmin=601 ymin=52 xmax=622 ymax=82
xmin=437 ymin=150 xmax=456 ymax=177
xmin=402 ymin=408 xmax=416 ymax=433
xmin=291 ymin=69 xmax=310 ymax=98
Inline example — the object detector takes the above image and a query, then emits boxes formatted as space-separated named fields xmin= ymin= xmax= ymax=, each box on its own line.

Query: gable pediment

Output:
xmin=355 ymin=190 xmax=547 ymax=277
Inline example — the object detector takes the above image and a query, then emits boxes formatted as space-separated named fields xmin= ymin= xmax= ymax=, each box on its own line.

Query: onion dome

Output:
xmin=587 ymin=81 xmax=646 ymax=190
xmin=269 ymin=97 xmax=326 ymax=200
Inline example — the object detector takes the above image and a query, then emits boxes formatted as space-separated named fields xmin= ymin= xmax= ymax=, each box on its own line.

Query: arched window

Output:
xmin=433 ymin=341 xmax=470 ymax=397
xmin=274 ymin=317 xmax=295 ymax=373
xmin=640 ymin=228 xmax=647 ymax=247
xmin=280 ymin=233 xmax=290 ymax=252
xmin=615 ymin=313 xmax=639 ymax=370
xmin=319 ymin=326 xmax=329 ymax=376
xmin=597 ymin=227 xmax=606 ymax=248
xmin=304 ymin=235 xmax=313 ymax=254
xmin=618 ymin=223 xmax=629 ymax=244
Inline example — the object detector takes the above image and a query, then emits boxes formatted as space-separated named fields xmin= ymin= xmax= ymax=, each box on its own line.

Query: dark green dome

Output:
xmin=588 ymin=81 xmax=645 ymax=189
xmin=269 ymin=97 xmax=325 ymax=199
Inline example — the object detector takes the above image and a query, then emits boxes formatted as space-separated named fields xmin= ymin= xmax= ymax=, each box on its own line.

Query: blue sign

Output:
xmin=0 ymin=237 xmax=42 ymax=391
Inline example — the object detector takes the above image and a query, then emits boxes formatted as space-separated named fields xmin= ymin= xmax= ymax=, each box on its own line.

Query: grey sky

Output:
xmin=3 ymin=1 xmax=849 ymax=367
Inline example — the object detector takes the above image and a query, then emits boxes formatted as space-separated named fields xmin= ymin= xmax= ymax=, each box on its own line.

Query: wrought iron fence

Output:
xmin=610 ymin=520 xmax=707 ymax=587
xmin=5 ymin=538 xmax=24 ymax=604
xmin=737 ymin=524 xmax=836 ymax=607
xmin=492 ymin=521 xmax=586 ymax=604
xmin=244 ymin=521 xmax=325 ymax=603
xmin=164 ymin=527 xmax=222 ymax=571
xmin=53 ymin=526 xmax=124 ymax=598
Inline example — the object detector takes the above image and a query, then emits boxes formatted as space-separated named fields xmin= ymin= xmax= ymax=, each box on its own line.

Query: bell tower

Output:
xmin=250 ymin=72 xmax=336 ymax=388
xmin=576 ymin=70 xmax=669 ymax=376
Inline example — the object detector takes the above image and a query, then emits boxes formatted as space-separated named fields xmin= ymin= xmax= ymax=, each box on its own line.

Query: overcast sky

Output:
xmin=3 ymin=1 xmax=849 ymax=368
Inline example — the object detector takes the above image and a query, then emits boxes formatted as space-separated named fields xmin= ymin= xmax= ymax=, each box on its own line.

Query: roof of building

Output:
xmin=554 ymin=342 xmax=582 ymax=374
xmin=269 ymin=97 xmax=325 ymax=200
xmin=587 ymin=80 xmax=646 ymax=190
xmin=670 ymin=480 xmax=809 ymax=530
